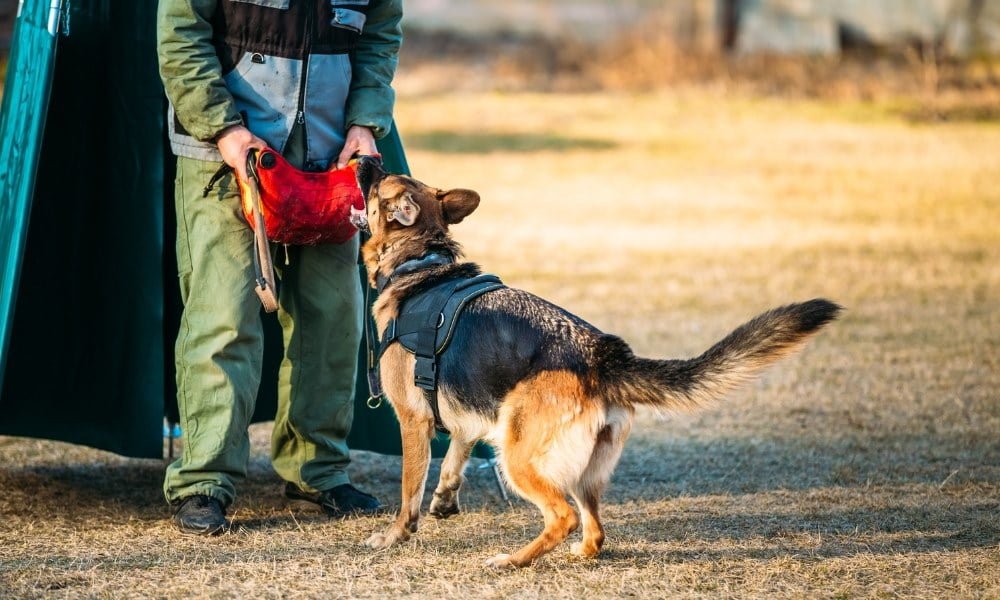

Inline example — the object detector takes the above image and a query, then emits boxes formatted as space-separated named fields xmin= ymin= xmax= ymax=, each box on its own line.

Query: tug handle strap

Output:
xmin=243 ymin=155 xmax=279 ymax=313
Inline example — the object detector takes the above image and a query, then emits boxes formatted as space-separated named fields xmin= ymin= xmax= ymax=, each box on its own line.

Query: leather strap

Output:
xmin=245 ymin=157 xmax=279 ymax=313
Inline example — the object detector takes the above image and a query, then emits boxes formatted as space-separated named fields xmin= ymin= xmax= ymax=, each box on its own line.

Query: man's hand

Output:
xmin=337 ymin=125 xmax=378 ymax=169
xmin=217 ymin=124 xmax=267 ymax=182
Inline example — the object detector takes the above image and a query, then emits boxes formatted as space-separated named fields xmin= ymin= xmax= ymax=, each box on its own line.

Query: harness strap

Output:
xmin=373 ymin=307 xmax=447 ymax=430
xmin=413 ymin=313 xmax=440 ymax=391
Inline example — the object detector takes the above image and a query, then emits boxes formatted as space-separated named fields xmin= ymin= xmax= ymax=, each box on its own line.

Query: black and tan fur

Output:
xmin=357 ymin=167 xmax=841 ymax=568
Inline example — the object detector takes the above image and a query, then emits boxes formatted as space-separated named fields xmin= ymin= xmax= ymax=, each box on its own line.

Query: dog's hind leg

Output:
xmin=568 ymin=489 xmax=603 ymax=558
xmin=569 ymin=408 xmax=631 ymax=558
xmin=429 ymin=438 xmax=473 ymax=519
xmin=486 ymin=457 xmax=579 ymax=568
xmin=366 ymin=414 xmax=435 ymax=550
xmin=487 ymin=372 xmax=604 ymax=568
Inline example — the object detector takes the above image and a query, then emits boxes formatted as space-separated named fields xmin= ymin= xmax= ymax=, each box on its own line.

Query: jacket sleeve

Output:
xmin=345 ymin=0 xmax=403 ymax=140
xmin=157 ymin=0 xmax=242 ymax=142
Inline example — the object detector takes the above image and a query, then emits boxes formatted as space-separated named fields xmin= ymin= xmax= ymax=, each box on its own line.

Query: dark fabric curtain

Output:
xmin=0 ymin=0 xmax=166 ymax=457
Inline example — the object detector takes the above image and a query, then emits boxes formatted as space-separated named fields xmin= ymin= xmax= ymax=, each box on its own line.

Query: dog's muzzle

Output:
xmin=352 ymin=155 xmax=389 ymax=233
xmin=356 ymin=155 xmax=387 ymax=199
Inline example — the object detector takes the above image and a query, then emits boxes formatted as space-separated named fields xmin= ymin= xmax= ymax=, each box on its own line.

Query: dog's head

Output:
xmin=356 ymin=161 xmax=480 ymax=286
xmin=357 ymin=163 xmax=480 ymax=241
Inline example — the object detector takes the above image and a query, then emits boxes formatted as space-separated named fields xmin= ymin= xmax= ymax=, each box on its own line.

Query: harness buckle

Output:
xmin=414 ymin=357 xmax=437 ymax=391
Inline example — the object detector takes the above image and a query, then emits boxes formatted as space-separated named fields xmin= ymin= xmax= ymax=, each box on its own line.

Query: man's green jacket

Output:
xmin=157 ymin=0 xmax=402 ymax=165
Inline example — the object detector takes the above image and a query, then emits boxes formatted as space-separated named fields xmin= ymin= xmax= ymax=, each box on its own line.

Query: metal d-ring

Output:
xmin=366 ymin=395 xmax=383 ymax=409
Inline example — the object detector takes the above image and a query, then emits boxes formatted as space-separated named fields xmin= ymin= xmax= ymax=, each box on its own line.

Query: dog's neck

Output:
xmin=364 ymin=229 xmax=463 ymax=290
xmin=376 ymin=252 xmax=453 ymax=293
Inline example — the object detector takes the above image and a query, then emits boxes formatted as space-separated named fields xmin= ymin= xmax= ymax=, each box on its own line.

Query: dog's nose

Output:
xmin=356 ymin=155 xmax=387 ymax=199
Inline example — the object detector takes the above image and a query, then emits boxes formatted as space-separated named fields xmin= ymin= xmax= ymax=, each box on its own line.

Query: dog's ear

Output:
xmin=437 ymin=189 xmax=480 ymax=224
xmin=386 ymin=193 xmax=420 ymax=226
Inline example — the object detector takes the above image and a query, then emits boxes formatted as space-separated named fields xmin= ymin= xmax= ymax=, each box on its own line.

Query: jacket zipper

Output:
xmin=295 ymin=4 xmax=315 ymax=131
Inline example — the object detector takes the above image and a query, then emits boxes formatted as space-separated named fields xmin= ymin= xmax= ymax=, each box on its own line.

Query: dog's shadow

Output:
xmin=444 ymin=429 xmax=1000 ymax=561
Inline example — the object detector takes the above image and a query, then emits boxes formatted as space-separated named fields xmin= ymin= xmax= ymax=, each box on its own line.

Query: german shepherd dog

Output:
xmin=355 ymin=161 xmax=840 ymax=568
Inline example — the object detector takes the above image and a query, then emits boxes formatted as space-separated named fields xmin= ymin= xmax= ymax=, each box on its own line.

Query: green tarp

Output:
xmin=0 ymin=0 xmax=63 ymax=393
xmin=0 ymin=0 xmax=479 ymax=461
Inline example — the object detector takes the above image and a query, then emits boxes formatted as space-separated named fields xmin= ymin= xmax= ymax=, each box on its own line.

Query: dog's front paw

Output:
xmin=570 ymin=541 xmax=600 ymax=558
xmin=485 ymin=553 xmax=515 ymax=569
xmin=429 ymin=494 xmax=460 ymax=519
xmin=365 ymin=529 xmax=406 ymax=550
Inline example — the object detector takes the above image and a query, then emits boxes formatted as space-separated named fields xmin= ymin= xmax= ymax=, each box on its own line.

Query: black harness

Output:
xmin=365 ymin=255 xmax=505 ymax=433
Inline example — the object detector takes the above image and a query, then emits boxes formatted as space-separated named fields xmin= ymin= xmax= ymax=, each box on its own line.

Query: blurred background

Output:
xmin=392 ymin=0 xmax=1000 ymax=108
xmin=2 ymin=1 xmax=1000 ymax=99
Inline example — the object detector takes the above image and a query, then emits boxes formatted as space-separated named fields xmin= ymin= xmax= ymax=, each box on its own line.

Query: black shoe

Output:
xmin=172 ymin=495 xmax=228 ymax=535
xmin=284 ymin=482 xmax=382 ymax=518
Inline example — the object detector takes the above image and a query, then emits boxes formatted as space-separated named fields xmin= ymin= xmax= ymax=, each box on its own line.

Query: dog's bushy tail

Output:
xmin=596 ymin=299 xmax=841 ymax=410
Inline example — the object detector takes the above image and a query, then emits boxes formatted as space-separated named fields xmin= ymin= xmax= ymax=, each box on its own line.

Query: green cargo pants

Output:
xmin=163 ymin=142 xmax=362 ymax=508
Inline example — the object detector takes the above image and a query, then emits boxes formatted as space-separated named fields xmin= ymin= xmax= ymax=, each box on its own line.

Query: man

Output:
xmin=157 ymin=0 xmax=402 ymax=534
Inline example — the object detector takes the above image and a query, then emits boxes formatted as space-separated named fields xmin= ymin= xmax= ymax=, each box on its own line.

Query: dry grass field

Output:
xmin=1 ymin=83 xmax=998 ymax=598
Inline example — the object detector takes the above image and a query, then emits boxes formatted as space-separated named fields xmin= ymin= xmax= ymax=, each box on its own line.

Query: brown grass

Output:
xmin=1 ymin=83 xmax=998 ymax=597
